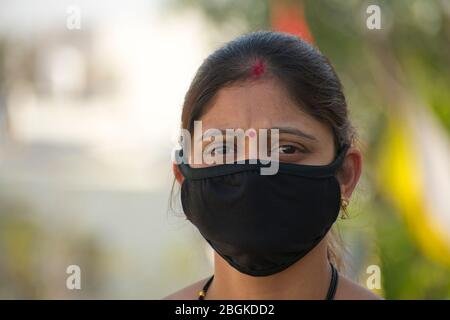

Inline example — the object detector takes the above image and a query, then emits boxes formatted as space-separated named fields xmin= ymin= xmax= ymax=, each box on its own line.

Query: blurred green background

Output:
xmin=0 ymin=0 xmax=449 ymax=299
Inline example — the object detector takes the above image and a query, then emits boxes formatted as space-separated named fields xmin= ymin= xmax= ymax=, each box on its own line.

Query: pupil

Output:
xmin=282 ymin=146 xmax=294 ymax=154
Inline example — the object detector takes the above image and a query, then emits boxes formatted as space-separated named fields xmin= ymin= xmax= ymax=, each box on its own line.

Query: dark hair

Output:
xmin=181 ymin=30 xmax=354 ymax=150
xmin=175 ymin=30 xmax=355 ymax=271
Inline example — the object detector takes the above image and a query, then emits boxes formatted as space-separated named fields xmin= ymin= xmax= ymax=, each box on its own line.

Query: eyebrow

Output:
xmin=273 ymin=126 xmax=318 ymax=141
xmin=198 ymin=127 xmax=317 ymax=141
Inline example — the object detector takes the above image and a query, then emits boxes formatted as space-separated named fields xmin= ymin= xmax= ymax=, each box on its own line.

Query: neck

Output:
xmin=205 ymin=241 xmax=332 ymax=300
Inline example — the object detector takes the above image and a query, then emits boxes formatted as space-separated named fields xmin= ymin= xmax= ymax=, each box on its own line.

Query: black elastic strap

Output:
xmin=198 ymin=275 xmax=214 ymax=300
xmin=326 ymin=263 xmax=339 ymax=300
xmin=198 ymin=264 xmax=339 ymax=300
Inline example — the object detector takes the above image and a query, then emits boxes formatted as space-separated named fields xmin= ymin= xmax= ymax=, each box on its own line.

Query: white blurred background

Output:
xmin=0 ymin=0 xmax=226 ymax=299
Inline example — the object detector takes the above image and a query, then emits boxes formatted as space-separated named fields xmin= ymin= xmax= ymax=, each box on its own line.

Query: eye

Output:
xmin=275 ymin=144 xmax=307 ymax=155
xmin=214 ymin=145 xmax=232 ymax=155
xmin=207 ymin=143 xmax=235 ymax=156
xmin=279 ymin=145 xmax=297 ymax=154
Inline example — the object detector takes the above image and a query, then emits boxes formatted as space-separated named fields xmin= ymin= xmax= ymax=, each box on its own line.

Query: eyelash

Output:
xmin=206 ymin=143 xmax=308 ymax=156
xmin=274 ymin=143 xmax=308 ymax=155
xmin=207 ymin=143 xmax=235 ymax=155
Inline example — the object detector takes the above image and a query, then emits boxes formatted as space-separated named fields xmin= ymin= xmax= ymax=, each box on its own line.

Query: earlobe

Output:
xmin=173 ymin=163 xmax=185 ymax=184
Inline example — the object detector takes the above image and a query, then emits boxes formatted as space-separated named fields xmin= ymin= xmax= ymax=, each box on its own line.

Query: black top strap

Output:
xmin=198 ymin=275 xmax=214 ymax=300
xmin=198 ymin=264 xmax=339 ymax=300
xmin=326 ymin=263 xmax=339 ymax=300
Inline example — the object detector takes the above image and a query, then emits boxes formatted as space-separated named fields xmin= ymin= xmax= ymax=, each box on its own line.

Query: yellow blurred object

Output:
xmin=377 ymin=116 xmax=450 ymax=266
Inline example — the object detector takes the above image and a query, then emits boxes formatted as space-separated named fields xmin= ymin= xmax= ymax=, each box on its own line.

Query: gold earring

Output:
xmin=340 ymin=197 xmax=349 ymax=219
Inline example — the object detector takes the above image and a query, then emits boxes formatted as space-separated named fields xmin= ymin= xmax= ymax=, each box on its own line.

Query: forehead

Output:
xmin=199 ymin=78 xmax=330 ymax=136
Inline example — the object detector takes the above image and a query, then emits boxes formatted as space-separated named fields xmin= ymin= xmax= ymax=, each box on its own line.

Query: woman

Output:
xmin=165 ymin=31 xmax=381 ymax=300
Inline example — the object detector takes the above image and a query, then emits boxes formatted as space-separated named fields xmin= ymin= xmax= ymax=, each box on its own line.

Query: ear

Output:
xmin=173 ymin=163 xmax=184 ymax=184
xmin=336 ymin=147 xmax=362 ymax=200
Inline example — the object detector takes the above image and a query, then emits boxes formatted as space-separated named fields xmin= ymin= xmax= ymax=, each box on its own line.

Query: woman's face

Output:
xmin=174 ymin=77 xmax=361 ymax=201
xmin=194 ymin=78 xmax=336 ymax=167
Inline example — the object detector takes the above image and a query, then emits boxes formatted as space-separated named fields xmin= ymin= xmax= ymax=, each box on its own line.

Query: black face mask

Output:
xmin=177 ymin=145 xmax=348 ymax=277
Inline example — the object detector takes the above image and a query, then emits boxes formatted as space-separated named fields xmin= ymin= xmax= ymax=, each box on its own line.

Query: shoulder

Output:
xmin=162 ymin=277 xmax=210 ymax=300
xmin=335 ymin=275 xmax=383 ymax=300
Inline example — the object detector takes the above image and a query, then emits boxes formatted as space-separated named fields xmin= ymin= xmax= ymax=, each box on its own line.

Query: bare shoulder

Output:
xmin=162 ymin=277 xmax=210 ymax=300
xmin=335 ymin=275 xmax=383 ymax=300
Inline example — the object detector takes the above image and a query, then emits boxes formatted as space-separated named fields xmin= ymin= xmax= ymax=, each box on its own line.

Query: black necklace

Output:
xmin=198 ymin=263 xmax=338 ymax=300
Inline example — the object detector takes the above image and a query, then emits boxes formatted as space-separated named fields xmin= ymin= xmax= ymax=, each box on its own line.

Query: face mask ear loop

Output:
xmin=174 ymin=148 xmax=192 ymax=180
xmin=337 ymin=144 xmax=350 ymax=164
xmin=327 ymin=144 xmax=350 ymax=175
